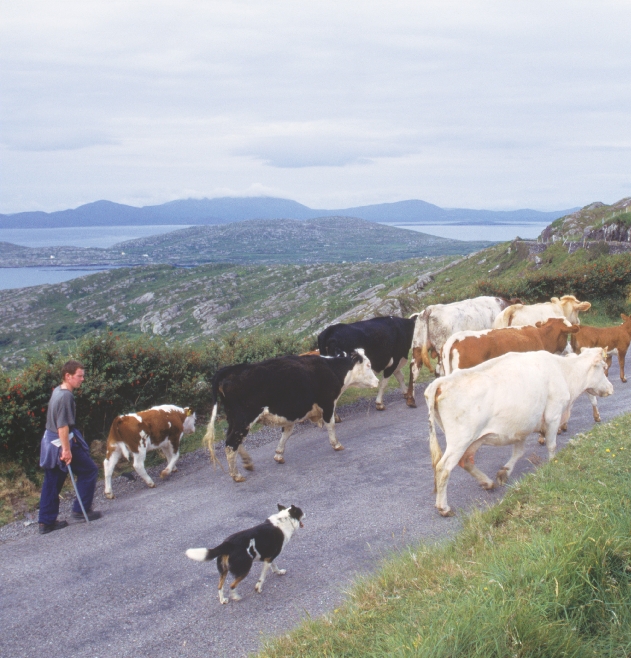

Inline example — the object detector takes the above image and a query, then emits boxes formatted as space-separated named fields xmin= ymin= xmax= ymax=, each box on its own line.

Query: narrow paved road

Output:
xmin=2 ymin=361 xmax=631 ymax=658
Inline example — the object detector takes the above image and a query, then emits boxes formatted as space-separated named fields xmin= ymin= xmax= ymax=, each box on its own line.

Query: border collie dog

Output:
xmin=186 ymin=504 xmax=305 ymax=604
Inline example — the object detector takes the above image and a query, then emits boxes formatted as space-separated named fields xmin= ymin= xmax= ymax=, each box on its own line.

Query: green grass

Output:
xmin=259 ymin=415 xmax=631 ymax=657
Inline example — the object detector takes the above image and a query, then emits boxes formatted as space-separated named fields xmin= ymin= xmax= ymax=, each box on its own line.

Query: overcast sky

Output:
xmin=1 ymin=1 xmax=630 ymax=214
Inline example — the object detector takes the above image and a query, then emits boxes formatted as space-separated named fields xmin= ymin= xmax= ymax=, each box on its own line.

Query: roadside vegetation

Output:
xmin=260 ymin=415 xmax=631 ymax=657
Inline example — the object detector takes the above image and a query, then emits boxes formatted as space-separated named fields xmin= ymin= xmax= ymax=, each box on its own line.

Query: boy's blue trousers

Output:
xmin=38 ymin=439 xmax=99 ymax=525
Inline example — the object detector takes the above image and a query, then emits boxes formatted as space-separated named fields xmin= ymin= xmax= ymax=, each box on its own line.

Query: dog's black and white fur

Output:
xmin=186 ymin=504 xmax=305 ymax=604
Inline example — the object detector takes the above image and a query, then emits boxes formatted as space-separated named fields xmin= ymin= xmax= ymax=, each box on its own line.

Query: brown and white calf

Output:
xmin=103 ymin=405 xmax=196 ymax=498
xmin=425 ymin=348 xmax=613 ymax=516
xmin=492 ymin=295 xmax=591 ymax=329
xmin=441 ymin=318 xmax=578 ymax=375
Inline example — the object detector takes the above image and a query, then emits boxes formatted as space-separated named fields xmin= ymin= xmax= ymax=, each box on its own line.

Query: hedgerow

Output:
xmin=0 ymin=331 xmax=312 ymax=475
xmin=476 ymin=252 xmax=631 ymax=302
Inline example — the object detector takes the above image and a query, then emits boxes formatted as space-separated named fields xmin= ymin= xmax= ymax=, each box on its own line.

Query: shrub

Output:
xmin=0 ymin=331 xmax=312 ymax=474
xmin=476 ymin=253 xmax=631 ymax=302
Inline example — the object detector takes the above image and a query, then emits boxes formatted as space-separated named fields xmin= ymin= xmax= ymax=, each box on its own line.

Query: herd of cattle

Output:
xmin=102 ymin=294 xmax=631 ymax=515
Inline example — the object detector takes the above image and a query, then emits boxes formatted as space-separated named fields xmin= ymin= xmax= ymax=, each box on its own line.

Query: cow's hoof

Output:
xmin=496 ymin=468 xmax=509 ymax=485
xmin=594 ymin=414 xmax=602 ymax=423
xmin=537 ymin=435 xmax=545 ymax=445
xmin=160 ymin=469 xmax=170 ymax=478
xmin=243 ymin=463 xmax=255 ymax=471
xmin=335 ymin=413 xmax=342 ymax=423
xmin=481 ymin=481 xmax=496 ymax=490
xmin=232 ymin=474 xmax=246 ymax=483
xmin=438 ymin=508 xmax=454 ymax=517
xmin=147 ymin=482 xmax=156 ymax=488
xmin=406 ymin=398 xmax=417 ymax=408
xmin=622 ymin=378 xmax=628 ymax=383
xmin=104 ymin=492 xmax=115 ymax=500
xmin=375 ymin=403 xmax=386 ymax=411
xmin=333 ymin=444 xmax=345 ymax=451
xmin=274 ymin=455 xmax=285 ymax=464
xmin=172 ymin=466 xmax=178 ymax=472
xmin=560 ymin=424 xmax=568 ymax=433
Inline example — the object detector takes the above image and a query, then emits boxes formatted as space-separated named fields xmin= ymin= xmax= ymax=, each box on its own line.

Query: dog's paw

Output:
xmin=230 ymin=591 xmax=242 ymax=601
xmin=255 ymin=582 xmax=263 ymax=593
xmin=277 ymin=569 xmax=286 ymax=576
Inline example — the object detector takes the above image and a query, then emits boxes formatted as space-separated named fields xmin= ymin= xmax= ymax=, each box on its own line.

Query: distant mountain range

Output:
xmin=0 ymin=197 xmax=577 ymax=229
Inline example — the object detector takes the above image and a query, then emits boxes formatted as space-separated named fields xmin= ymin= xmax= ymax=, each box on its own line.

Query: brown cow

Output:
xmin=571 ymin=314 xmax=631 ymax=383
xmin=442 ymin=318 xmax=579 ymax=375
xmin=103 ymin=405 xmax=196 ymax=498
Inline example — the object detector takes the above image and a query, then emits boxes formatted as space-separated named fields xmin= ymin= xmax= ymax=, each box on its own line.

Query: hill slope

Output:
xmin=0 ymin=216 xmax=492 ymax=267
xmin=0 ymin=256 xmax=458 ymax=368
xmin=0 ymin=196 xmax=574 ymax=228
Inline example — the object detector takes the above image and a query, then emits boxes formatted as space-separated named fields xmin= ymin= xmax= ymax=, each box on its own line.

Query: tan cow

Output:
xmin=571 ymin=314 xmax=631 ymax=383
xmin=442 ymin=318 xmax=579 ymax=375
xmin=492 ymin=295 xmax=591 ymax=329
xmin=103 ymin=405 xmax=196 ymax=498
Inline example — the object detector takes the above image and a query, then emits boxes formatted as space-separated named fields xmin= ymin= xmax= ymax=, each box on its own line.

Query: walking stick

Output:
xmin=67 ymin=463 xmax=90 ymax=524
xmin=51 ymin=438 xmax=90 ymax=523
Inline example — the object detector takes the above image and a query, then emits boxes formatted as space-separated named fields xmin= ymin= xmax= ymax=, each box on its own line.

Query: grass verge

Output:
xmin=259 ymin=415 xmax=631 ymax=658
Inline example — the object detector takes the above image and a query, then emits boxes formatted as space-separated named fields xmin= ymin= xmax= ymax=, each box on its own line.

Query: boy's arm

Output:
xmin=58 ymin=425 xmax=72 ymax=464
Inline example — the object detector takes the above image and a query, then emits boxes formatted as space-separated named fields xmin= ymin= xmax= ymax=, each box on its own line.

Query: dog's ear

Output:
xmin=277 ymin=504 xmax=286 ymax=511
xmin=288 ymin=505 xmax=304 ymax=520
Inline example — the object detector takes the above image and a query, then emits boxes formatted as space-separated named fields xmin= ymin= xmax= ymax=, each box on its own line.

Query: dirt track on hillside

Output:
xmin=2 ymin=362 xmax=631 ymax=658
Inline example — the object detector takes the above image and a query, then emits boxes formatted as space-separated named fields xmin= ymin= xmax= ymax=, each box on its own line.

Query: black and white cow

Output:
xmin=317 ymin=316 xmax=417 ymax=410
xmin=203 ymin=350 xmax=379 ymax=482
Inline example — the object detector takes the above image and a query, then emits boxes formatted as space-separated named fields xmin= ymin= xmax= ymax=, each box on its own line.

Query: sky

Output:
xmin=1 ymin=1 xmax=630 ymax=214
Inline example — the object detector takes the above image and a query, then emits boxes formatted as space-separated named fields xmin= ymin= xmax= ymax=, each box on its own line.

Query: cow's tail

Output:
xmin=415 ymin=310 xmax=433 ymax=372
xmin=441 ymin=343 xmax=453 ymax=376
xmin=203 ymin=402 xmax=220 ymax=468
xmin=426 ymin=381 xmax=443 ymax=491
xmin=186 ymin=542 xmax=229 ymax=563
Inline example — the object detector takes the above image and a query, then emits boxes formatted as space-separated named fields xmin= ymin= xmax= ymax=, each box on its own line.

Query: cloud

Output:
xmin=233 ymin=121 xmax=425 ymax=168
xmin=2 ymin=128 xmax=116 ymax=152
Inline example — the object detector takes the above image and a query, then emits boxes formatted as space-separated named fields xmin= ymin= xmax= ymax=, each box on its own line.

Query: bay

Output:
xmin=0 ymin=224 xmax=191 ymax=249
xmin=0 ymin=267 xmax=115 ymax=291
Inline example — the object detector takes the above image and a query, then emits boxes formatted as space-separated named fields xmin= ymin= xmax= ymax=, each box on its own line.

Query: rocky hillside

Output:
xmin=0 ymin=216 xmax=491 ymax=267
xmin=541 ymin=197 xmax=631 ymax=243
xmin=0 ymin=256 xmax=459 ymax=369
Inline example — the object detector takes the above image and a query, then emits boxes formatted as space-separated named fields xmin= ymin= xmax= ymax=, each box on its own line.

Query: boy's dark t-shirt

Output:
xmin=46 ymin=386 xmax=76 ymax=433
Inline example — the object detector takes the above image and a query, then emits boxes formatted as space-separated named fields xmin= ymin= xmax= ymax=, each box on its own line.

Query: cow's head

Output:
xmin=344 ymin=348 xmax=380 ymax=389
xmin=183 ymin=408 xmax=196 ymax=434
xmin=535 ymin=318 xmax=579 ymax=353
xmin=581 ymin=347 xmax=614 ymax=398
xmin=553 ymin=295 xmax=591 ymax=324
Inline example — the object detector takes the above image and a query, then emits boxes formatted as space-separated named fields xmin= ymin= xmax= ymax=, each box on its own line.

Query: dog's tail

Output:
xmin=186 ymin=542 xmax=229 ymax=562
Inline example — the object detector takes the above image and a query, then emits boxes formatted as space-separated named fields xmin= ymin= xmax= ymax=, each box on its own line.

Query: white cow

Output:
xmin=406 ymin=296 xmax=512 ymax=404
xmin=425 ymin=348 xmax=613 ymax=516
xmin=492 ymin=295 xmax=591 ymax=329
